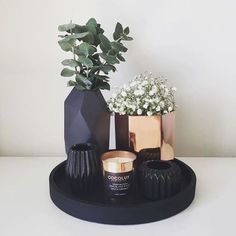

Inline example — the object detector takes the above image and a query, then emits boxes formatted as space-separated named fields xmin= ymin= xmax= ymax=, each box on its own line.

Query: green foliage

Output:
xmin=58 ymin=18 xmax=133 ymax=91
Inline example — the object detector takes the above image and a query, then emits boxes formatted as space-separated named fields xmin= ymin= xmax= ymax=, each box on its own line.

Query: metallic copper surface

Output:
xmin=115 ymin=112 xmax=175 ymax=160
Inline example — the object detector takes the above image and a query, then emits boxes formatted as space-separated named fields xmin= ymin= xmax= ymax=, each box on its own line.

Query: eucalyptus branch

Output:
xmin=58 ymin=18 xmax=133 ymax=90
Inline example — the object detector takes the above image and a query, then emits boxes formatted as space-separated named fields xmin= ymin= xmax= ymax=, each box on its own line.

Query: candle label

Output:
xmin=104 ymin=171 xmax=133 ymax=197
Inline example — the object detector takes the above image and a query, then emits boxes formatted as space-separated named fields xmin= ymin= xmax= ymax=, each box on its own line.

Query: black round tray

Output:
xmin=49 ymin=159 xmax=196 ymax=225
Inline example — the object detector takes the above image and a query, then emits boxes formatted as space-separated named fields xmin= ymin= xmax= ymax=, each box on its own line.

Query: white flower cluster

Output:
xmin=107 ymin=73 xmax=177 ymax=116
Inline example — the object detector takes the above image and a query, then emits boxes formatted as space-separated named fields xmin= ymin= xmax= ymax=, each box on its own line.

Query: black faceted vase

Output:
xmin=65 ymin=143 xmax=101 ymax=194
xmin=64 ymin=88 xmax=110 ymax=155
xmin=139 ymin=160 xmax=182 ymax=200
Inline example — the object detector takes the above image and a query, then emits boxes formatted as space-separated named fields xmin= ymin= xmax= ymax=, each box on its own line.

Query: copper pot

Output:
xmin=115 ymin=112 xmax=175 ymax=161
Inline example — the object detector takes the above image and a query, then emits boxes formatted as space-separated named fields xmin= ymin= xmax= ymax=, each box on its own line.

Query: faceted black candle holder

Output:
xmin=65 ymin=143 xmax=101 ymax=195
xmin=136 ymin=147 xmax=161 ymax=166
xmin=138 ymin=160 xmax=182 ymax=200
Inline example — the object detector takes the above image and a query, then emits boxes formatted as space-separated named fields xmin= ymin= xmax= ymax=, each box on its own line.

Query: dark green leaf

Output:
xmin=67 ymin=80 xmax=77 ymax=86
xmin=61 ymin=59 xmax=80 ymax=67
xmin=99 ymin=34 xmax=111 ymax=50
xmin=82 ymin=32 xmax=95 ymax=44
xmin=100 ymin=65 xmax=116 ymax=73
xmin=70 ymin=25 xmax=88 ymax=34
xmin=110 ymin=41 xmax=127 ymax=52
xmin=113 ymin=22 xmax=123 ymax=40
xmin=97 ymin=81 xmax=110 ymax=90
xmin=89 ymin=65 xmax=116 ymax=75
xmin=61 ymin=68 xmax=75 ymax=77
xmin=58 ymin=38 xmax=76 ymax=52
xmin=64 ymin=32 xmax=89 ymax=40
xmin=96 ymin=24 xmax=104 ymax=34
xmin=108 ymin=48 xmax=118 ymax=56
xmin=58 ymin=23 xmax=76 ymax=32
xmin=76 ymin=74 xmax=92 ymax=89
xmin=99 ymin=53 xmax=119 ymax=65
xmin=86 ymin=18 xmax=97 ymax=34
xmin=117 ymin=53 xmax=125 ymax=61
xmin=122 ymin=35 xmax=133 ymax=41
xmin=78 ymin=56 xmax=93 ymax=67
xmin=94 ymin=74 xmax=109 ymax=80
xmin=77 ymin=42 xmax=97 ymax=56
xmin=100 ymin=43 xmax=109 ymax=53
xmin=124 ymin=26 xmax=130 ymax=35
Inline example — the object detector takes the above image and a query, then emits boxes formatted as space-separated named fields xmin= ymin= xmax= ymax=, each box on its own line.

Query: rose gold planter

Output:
xmin=115 ymin=112 xmax=175 ymax=161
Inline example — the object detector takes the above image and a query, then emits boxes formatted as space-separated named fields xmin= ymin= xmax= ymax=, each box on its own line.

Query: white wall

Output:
xmin=0 ymin=0 xmax=236 ymax=157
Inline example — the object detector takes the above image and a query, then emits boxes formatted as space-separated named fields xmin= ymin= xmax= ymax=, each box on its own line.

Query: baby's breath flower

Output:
xmin=107 ymin=73 xmax=177 ymax=116
xmin=121 ymin=91 xmax=127 ymax=97
xmin=149 ymin=90 xmax=155 ymax=96
xmin=172 ymin=87 xmax=177 ymax=92
xmin=137 ymin=109 xmax=142 ymax=115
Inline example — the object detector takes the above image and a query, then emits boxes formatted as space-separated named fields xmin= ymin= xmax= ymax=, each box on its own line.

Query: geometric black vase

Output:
xmin=65 ymin=143 xmax=101 ymax=194
xmin=64 ymin=88 xmax=110 ymax=155
xmin=138 ymin=160 xmax=182 ymax=200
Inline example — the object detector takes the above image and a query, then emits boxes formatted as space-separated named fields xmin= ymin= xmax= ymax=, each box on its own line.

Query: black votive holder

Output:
xmin=138 ymin=160 xmax=182 ymax=200
xmin=65 ymin=143 xmax=101 ymax=195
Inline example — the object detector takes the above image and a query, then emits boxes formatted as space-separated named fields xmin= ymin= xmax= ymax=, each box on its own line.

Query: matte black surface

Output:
xmin=138 ymin=160 xmax=182 ymax=200
xmin=137 ymin=148 xmax=161 ymax=166
xmin=64 ymin=88 xmax=110 ymax=155
xmin=49 ymin=159 xmax=196 ymax=225
xmin=65 ymin=143 xmax=102 ymax=194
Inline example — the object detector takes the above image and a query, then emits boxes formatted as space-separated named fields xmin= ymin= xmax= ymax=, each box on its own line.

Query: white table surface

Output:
xmin=0 ymin=157 xmax=235 ymax=236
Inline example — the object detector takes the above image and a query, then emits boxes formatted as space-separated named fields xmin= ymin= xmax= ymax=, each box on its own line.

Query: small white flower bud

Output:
xmin=137 ymin=109 xmax=142 ymax=115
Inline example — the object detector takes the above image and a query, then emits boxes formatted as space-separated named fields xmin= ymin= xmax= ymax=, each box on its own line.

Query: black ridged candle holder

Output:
xmin=65 ymin=143 xmax=101 ymax=195
xmin=136 ymin=147 xmax=161 ymax=166
xmin=138 ymin=160 xmax=182 ymax=200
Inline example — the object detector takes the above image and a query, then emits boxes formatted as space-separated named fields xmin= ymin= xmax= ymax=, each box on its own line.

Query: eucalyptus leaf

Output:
xmin=111 ymin=42 xmax=127 ymax=52
xmin=96 ymin=24 xmax=104 ymax=34
xmin=86 ymin=18 xmax=97 ymax=34
xmin=67 ymin=80 xmax=77 ymax=86
xmin=122 ymin=35 xmax=133 ymax=41
xmin=113 ymin=22 xmax=123 ymax=40
xmin=77 ymin=42 xmax=97 ymax=56
xmin=99 ymin=34 xmax=111 ymax=50
xmin=124 ymin=27 xmax=130 ymax=35
xmin=99 ymin=53 xmax=119 ymax=65
xmin=78 ymin=55 xmax=93 ymax=67
xmin=94 ymin=74 xmax=109 ymax=80
xmin=61 ymin=68 xmax=75 ymax=77
xmin=62 ymin=59 xmax=80 ymax=67
xmin=70 ymin=25 xmax=87 ymax=34
xmin=108 ymin=48 xmax=118 ymax=56
xmin=58 ymin=23 xmax=76 ymax=32
xmin=99 ymin=43 xmax=109 ymax=53
xmin=117 ymin=53 xmax=125 ymax=61
xmin=58 ymin=38 xmax=76 ymax=52
xmin=82 ymin=32 xmax=95 ymax=44
xmin=64 ymin=32 xmax=89 ymax=40
xmin=76 ymin=74 xmax=92 ymax=89
xmin=100 ymin=65 xmax=116 ymax=73
xmin=97 ymin=81 xmax=110 ymax=90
